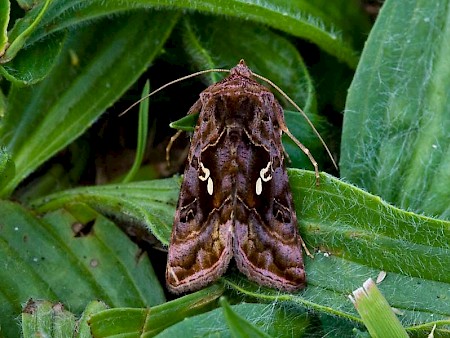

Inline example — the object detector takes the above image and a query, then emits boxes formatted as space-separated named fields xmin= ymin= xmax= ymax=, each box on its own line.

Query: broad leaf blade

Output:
xmin=0 ymin=200 xmax=165 ymax=337
xmin=340 ymin=0 xmax=450 ymax=219
xmin=32 ymin=178 xmax=180 ymax=246
xmin=291 ymin=171 xmax=449 ymax=283
xmin=8 ymin=1 xmax=365 ymax=68
xmin=225 ymin=170 xmax=449 ymax=334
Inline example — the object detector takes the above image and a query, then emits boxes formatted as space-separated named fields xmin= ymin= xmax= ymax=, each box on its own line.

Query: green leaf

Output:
xmin=220 ymin=297 xmax=272 ymax=338
xmin=0 ymin=86 xmax=5 ymax=117
xmin=349 ymin=279 xmax=409 ymax=338
xmin=0 ymin=200 xmax=165 ymax=337
xmin=156 ymin=302 xmax=308 ymax=337
xmin=0 ymin=11 xmax=179 ymax=197
xmin=7 ymin=1 xmax=364 ymax=68
xmin=224 ymin=170 xmax=450 ymax=335
xmin=291 ymin=171 xmax=450 ymax=284
xmin=89 ymin=284 xmax=224 ymax=337
xmin=1 ymin=0 xmax=366 ymax=91
xmin=47 ymin=303 xmax=77 ymax=338
xmin=340 ymin=0 xmax=450 ymax=219
xmin=31 ymin=178 xmax=180 ymax=246
xmin=21 ymin=300 xmax=53 ymax=337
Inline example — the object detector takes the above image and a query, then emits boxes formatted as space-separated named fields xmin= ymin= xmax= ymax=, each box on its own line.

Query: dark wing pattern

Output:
xmin=232 ymin=93 xmax=305 ymax=291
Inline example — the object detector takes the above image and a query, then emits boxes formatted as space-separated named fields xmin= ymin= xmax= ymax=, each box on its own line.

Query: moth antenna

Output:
xmin=252 ymin=73 xmax=339 ymax=171
xmin=119 ymin=68 xmax=230 ymax=117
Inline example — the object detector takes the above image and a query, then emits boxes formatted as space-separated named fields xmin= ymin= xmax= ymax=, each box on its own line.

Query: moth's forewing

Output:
xmin=165 ymin=98 xmax=233 ymax=294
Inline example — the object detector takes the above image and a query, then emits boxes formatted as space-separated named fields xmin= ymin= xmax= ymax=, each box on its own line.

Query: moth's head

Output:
xmin=230 ymin=59 xmax=253 ymax=79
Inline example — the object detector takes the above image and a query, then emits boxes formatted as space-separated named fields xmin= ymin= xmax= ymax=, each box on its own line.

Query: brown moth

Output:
xmin=166 ymin=60 xmax=310 ymax=294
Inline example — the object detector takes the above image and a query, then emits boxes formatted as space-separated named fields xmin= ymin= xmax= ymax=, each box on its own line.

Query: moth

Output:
xmin=166 ymin=60 xmax=318 ymax=294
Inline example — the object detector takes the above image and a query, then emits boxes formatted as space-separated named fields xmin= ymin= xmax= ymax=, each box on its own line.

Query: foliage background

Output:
xmin=0 ymin=0 xmax=449 ymax=337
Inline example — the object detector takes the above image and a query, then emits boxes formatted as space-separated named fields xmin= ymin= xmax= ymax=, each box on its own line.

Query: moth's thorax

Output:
xmin=200 ymin=90 xmax=275 ymax=130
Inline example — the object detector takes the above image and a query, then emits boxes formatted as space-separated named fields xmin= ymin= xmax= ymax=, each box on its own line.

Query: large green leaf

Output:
xmin=8 ymin=0 xmax=366 ymax=69
xmin=0 ymin=200 xmax=165 ymax=338
xmin=32 ymin=178 xmax=180 ymax=246
xmin=340 ymin=0 xmax=450 ymax=219
xmin=0 ymin=11 xmax=179 ymax=197
xmin=226 ymin=170 xmax=450 ymax=336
